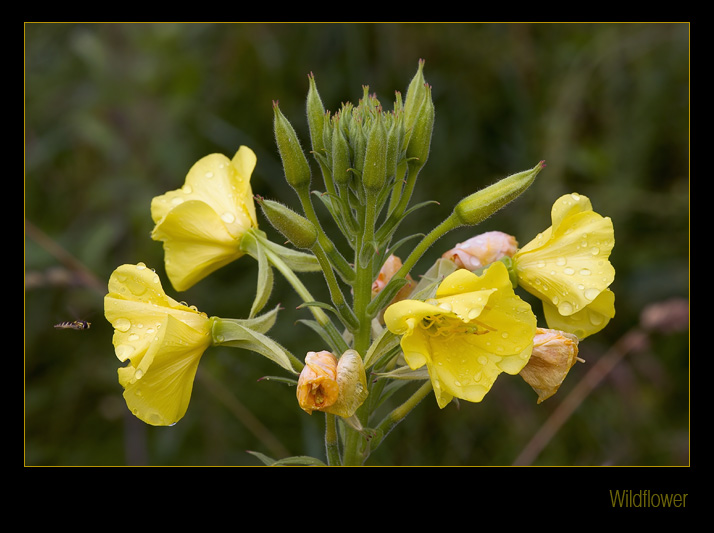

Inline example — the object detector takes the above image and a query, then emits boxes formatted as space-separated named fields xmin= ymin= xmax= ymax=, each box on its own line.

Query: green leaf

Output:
xmin=212 ymin=318 xmax=299 ymax=374
xmin=246 ymin=450 xmax=327 ymax=466
xmin=250 ymin=240 xmax=274 ymax=318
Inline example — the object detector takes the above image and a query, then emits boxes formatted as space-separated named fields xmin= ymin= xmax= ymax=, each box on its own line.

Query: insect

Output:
xmin=54 ymin=320 xmax=91 ymax=330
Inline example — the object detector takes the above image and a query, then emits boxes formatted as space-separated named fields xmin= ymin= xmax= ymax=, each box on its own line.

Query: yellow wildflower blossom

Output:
xmin=104 ymin=263 xmax=212 ymax=426
xmin=151 ymin=146 xmax=259 ymax=291
xmin=384 ymin=261 xmax=537 ymax=408
xmin=513 ymin=193 xmax=615 ymax=339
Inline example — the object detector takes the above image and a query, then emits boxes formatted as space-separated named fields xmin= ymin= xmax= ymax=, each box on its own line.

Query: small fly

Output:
xmin=54 ymin=320 xmax=91 ymax=331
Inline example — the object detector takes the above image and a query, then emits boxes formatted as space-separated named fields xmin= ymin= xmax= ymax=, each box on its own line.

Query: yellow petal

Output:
xmin=543 ymin=289 xmax=615 ymax=339
xmin=119 ymin=314 xmax=210 ymax=426
xmin=385 ymin=262 xmax=537 ymax=408
xmin=151 ymin=200 xmax=244 ymax=291
xmin=104 ymin=263 xmax=211 ymax=426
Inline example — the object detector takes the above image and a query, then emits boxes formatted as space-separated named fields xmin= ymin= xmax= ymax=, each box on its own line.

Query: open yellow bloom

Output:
xmin=519 ymin=328 xmax=580 ymax=403
xmin=513 ymin=193 xmax=615 ymax=339
xmin=296 ymin=350 xmax=368 ymax=418
xmin=104 ymin=263 xmax=212 ymax=426
xmin=384 ymin=261 xmax=537 ymax=408
xmin=151 ymin=146 xmax=259 ymax=291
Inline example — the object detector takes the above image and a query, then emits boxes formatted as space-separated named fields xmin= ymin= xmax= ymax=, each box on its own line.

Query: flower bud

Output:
xmin=256 ymin=197 xmax=317 ymax=249
xmin=403 ymin=59 xmax=427 ymax=138
xmin=519 ymin=328 xmax=580 ymax=403
xmin=273 ymin=101 xmax=311 ymax=190
xmin=372 ymin=255 xmax=414 ymax=300
xmin=453 ymin=161 xmax=545 ymax=226
xmin=331 ymin=115 xmax=351 ymax=187
xmin=296 ymin=349 xmax=368 ymax=418
xmin=362 ymin=113 xmax=388 ymax=192
xmin=405 ymin=83 xmax=434 ymax=168
xmin=306 ymin=73 xmax=326 ymax=154
xmin=442 ymin=231 xmax=518 ymax=271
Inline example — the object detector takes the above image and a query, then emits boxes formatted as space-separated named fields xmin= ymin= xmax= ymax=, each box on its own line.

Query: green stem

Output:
xmin=325 ymin=413 xmax=341 ymax=466
xmin=262 ymin=245 xmax=348 ymax=354
xmin=370 ymin=380 xmax=434 ymax=452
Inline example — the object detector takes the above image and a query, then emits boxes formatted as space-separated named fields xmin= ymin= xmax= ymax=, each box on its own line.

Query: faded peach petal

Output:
xmin=519 ymin=328 xmax=580 ymax=403
xmin=442 ymin=231 xmax=518 ymax=271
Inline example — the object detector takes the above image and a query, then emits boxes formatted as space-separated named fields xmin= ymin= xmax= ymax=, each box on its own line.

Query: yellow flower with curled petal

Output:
xmin=151 ymin=146 xmax=259 ymax=291
xmin=512 ymin=193 xmax=615 ymax=339
xmin=104 ymin=263 xmax=212 ymax=426
xmin=384 ymin=261 xmax=537 ymax=408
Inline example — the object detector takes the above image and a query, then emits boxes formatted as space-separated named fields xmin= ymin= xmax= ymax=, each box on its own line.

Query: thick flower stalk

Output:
xmin=104 ymin=263 xmax=212 ymax=426
xmin=512 ymin=193 xmax=615 ymax=339
xmin=383 ymin=261 xmax=537 ymax=408
xmin=150 ymin=146 xmax=258 ymax=291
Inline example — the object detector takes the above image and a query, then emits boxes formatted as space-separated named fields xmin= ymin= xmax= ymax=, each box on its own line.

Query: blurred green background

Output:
xmin=24 ymin=22 xmax=689 ymax=466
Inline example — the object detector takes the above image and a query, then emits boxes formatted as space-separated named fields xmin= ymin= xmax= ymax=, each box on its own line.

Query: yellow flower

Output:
xmin=150 ymin=146 xmax=259 ymax=291
xmin=519 ymin=328 xmax=580 ymax=403
xmin=384 ymin=261 xmax=537 ymax=408
xmin=512 ymin=193 xmax=615 ymax=339
xmin=104 ymin=263 xmax=212 ymax=426
xmin=296 ymin=350 xmax=368 ymax=418
xmin=441 ymin=231 xmax=518 ymax=271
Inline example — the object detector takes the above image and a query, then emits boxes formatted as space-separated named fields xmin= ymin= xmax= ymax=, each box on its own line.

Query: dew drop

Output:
xmin=170 ymin=197 xmax=184 ymax=205
xmin=135 ymin=369 xmax=144 ymax=380
xmin=556 ymin=257 xmax=567 ymax=266
xmin=114 ymin=318 xmax=131 ymax=332
xmin=558 ymin=301 xmax=574 ymax=315
xmin=181 ymin=184 xmax=193 ymax=194
xmin=115 ymin=344 xmax=135 ymax=359
xmin=136 ymin=263 xmax=146 ymax=270
xmin=501 ymin=332 xmax=509 ymax=339
xmin=591 ymin=247 xmax=600 ymax=255
xmin=438 ymin=302 xmax=452 ymax=312
xmin=584 ymin=288 xmax=600 ymax=301
xmin=564 ymin=267 xmax=575 ymax=275
xmin=128 ymin=333 xmax=140 ymax=342
xmin=205 ymin=171 xmax=214 ymax=178
xmin=467 ymin=308 xmax=480 ymax=320
xmin=579 ymin=268 xmax=591 ymax=276
xmin=221 ymin=212 xmax=236 ymax=224
xmin=536 ymin=260 xmax=546 ymax=268
xmin=478 ymin=355 xmax=488 ymax=365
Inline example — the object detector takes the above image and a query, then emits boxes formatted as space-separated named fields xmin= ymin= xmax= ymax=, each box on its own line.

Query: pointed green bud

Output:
xmin=386 ymin=110 xmax=404 ymax=180
xmin=362 ymin=112 xmax=388 ymax=192
xmin=453 ymin=161 xmax=546 ymax=226
xmin=331 ymin=116 xmax=351 ymax=187
xmin=273 ymin=101 xmax=311 ymax=191
xmin=405 ymin=83 xmax=434 ymax=168
xmin=306 ymin=73 xmax=326 ymax=154
xmin=403 ymin=59 xmax=427 ymax=137
xmin=256 ymin=196 xmax=318 ymax=249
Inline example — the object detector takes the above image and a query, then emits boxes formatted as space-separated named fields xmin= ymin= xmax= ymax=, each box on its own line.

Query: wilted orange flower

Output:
xmin=519 ymin=328 xmax=580 ymax=403
xmin=296 ymin=350 xmax=368 ymax=418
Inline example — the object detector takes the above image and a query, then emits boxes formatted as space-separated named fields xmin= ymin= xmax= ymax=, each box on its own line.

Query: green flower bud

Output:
xmin=273 ymin=101 xmax=311 ymax=191
xmin=331 ymin=115 xmax=351 ymax=187
xmin=454 ymin=161 xmax=546 ymax=226
xmin=362 ymin=113 xmax=388 ymax=192
xmin=403 ymin=59 xmax=427 ymax=136
xmin=306 ymin=72 xmax=326 ymax=154
xmin=256 ymin=196 xmax=318 ymax=249
xmin=405 ymin=83 xmax=434 ymax=167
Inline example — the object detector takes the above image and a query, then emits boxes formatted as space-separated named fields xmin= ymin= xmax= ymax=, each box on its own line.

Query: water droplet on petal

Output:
xmin=564 ymin=267 xmax=575 ymax=275
xmin=221 ymin=212 xmax=236 ymax=224
xmin=579 ymin=268 xmax=591 ymax=276
xmin=114 ymin=318 xmax=131 ymax=332
xmin=115 ymin=344 xmax=135 ymax=359
xmin=135 ymin=369 xmax=144 ymax=380
xmin=584 ymin=288 xmax=600 ymax=301
xmin=558 ymin=301 xmax=574 ymax=315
